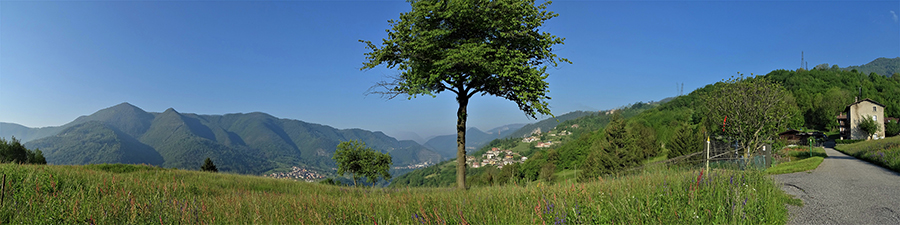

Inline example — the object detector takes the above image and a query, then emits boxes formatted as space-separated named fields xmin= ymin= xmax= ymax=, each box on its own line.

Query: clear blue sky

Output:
xmin=2 ymin=1 xmax=898 ymax=140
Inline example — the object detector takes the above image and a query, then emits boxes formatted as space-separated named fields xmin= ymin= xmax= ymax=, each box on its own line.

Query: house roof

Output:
xmin=844 ymin=98 xmax=886 ymax=112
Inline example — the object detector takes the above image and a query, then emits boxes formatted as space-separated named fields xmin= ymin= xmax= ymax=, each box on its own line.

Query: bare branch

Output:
xmin=365 ymin=74 xmax=404 ymax=100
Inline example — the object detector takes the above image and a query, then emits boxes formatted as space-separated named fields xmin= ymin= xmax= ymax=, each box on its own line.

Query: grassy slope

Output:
xmin=0 ymin=163 xmax=791 ymax=224
xmin=834 ymin=136 xmax=900 ymax=172
xmin=766 ymin=147 xmax=827 ymax=175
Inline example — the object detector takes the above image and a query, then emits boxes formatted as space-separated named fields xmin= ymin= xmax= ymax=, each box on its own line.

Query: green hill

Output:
xmin=11 ymin=103 xmax=442 ymax=175
xmin=843 ymin=57 xmax=900 ymax=77
xmin=0 ymin=122 xmax=66 ymax=143
xmin=27 ymin=121 xmax=164 ymax=166
xmin=391 ymin=101 xmax=662 ymax=187
xmin=505 ymin=110 xmax=599 ymax=138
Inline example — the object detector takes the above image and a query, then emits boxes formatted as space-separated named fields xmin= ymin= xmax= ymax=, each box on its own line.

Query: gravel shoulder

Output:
xmin=773 ymin=147 xmax=900 ymax=224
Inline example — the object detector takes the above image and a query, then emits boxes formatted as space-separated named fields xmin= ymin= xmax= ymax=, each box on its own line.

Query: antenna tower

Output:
xmin=676 ymin=82 xmax=684 ymax=96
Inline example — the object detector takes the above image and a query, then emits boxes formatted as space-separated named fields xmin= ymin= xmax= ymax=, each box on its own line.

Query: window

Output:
xmin=874 ymin=106 xmax=877 ymax=112
xmin=873 ymin=115 xmax=877 ymax=122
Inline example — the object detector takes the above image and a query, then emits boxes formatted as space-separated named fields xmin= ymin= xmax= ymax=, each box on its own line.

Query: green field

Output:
xmin=0 ymin=163 xmax=793 ymax=224
xmin=835 ymin=136 xmax=900 ymax=173
xmin=766 ymin=146 xmax=827 ymax=175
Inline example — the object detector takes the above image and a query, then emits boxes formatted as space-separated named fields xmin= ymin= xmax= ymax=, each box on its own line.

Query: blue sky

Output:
xmin=2 ymin=1 xmax=898 ymax=141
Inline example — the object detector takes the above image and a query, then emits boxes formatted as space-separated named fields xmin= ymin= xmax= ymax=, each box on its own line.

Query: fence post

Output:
xmin=706 ymin=136 xmax=710 ymax=174
xmin=1 ymin=173 xmax=5 ymax=207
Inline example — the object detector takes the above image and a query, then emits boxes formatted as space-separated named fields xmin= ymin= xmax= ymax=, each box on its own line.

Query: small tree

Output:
xmin=539 ymin=163 xmax=556 ymax=183
xmin=333 ymin=140 xmax=392 ymax=187
xmin=201 ymin=157 xmax=218 ymax=172
xmin=858 ymin=117 xmax=882 ymax=140
xmin=701 ymin=75 xmax=800 ymax=160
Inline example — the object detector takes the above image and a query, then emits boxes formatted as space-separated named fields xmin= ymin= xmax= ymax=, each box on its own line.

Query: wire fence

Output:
xmin=630 ymin=138 xmax=787 ymax=173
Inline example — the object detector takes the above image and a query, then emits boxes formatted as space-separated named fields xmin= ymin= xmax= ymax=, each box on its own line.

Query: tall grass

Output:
xmin=0 ymin=163 xmax=792 ymax=224
xmin=834 ymin=136 xmax=900 ymax=172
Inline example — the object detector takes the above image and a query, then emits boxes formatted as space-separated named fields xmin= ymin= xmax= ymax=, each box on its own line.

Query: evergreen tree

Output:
xmin=201 ymin=157 xmax=218 ymax=172
xmin=668 ymin=125 xmax=703 ymax=160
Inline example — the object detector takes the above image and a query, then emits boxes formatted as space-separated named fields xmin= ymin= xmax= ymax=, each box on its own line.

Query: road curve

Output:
xmin=773 ymin=147 xmax=900 ymax=224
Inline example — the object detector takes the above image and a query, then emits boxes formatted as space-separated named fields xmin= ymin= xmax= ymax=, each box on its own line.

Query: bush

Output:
xmin=886 ymin=122 xmax=900 ymax=137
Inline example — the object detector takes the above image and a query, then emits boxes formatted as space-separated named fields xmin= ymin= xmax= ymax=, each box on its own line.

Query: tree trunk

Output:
xmin=456 ymin=95 xmax=469 ymax=190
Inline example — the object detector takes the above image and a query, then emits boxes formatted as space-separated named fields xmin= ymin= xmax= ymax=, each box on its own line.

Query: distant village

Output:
xmin=264 ymin=166 xmax=327 ymax=182
xmin=467 ymin=147 xmax=527 ymax=169
xmin=466 ymin=124 xmax=580 ymax=169
xmin=393 ymin=161 xmax=434 ymax=170
xmin=522 ymin=125 xmax=575 ymax=148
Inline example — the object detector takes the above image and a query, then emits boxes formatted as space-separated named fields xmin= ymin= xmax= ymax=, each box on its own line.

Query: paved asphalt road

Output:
xmin=773 ymin=147 xmax=900 ymax=224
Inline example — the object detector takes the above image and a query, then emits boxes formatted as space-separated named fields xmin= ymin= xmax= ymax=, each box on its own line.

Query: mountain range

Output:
xmin=421 ymin=124 xmax=526 ymax=159
xmin=0 ymin=103 xmax=442 ymax=174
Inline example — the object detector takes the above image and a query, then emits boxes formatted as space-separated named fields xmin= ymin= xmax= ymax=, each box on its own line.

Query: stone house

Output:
xmin=837 ymin=98 xmax=886 ymax=140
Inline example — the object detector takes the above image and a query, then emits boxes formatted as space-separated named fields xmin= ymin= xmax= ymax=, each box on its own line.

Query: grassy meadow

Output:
xmin=0 ymin=163 xmax=794 ymax=224
xmin=834 ymin=135 xmax=900 ymax=172
xmin=766 ymin=146 xmax=827 ymax=175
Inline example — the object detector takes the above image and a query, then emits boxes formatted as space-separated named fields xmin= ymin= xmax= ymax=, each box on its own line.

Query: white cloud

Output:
xmin=891 ymin=10 xmax=898 ymax=23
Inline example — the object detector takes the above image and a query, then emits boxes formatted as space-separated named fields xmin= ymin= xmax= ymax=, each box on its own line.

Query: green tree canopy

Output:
xmin=667 ymin=124 xmax=704 ymax=160
xmin=857 ymin=117 xmax=882 ymax=140
xmin=361 ymin=0 xmax=569 ymax=190
xmin=333 ymin=140 xmax=392 ymax=187
xmin=0 ymin=137 xmax=46 ymax=164
xmin=701 ymin=75 xmax=800 ymax=158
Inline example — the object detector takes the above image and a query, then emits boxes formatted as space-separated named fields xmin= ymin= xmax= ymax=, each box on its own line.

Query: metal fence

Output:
xmin=632 ymin=137 xmax=781 ymax=172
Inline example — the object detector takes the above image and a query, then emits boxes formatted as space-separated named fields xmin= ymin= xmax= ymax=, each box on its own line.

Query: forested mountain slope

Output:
xmin=12 ymin=103 xmax=442 ymax=175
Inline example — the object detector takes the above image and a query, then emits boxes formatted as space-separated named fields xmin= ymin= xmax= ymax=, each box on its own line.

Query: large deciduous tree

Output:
xmin=360 ymin=0 xmax=569 ymax=189
xmin=701 ymin=75 xmax=800 ymax=159
xmin=333 ymin=140 xmax=393 ymax=187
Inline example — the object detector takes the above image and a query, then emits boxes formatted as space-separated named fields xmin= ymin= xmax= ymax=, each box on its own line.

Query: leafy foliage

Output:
xmin=201 ymin=157 xmax=218 ymax=172
xmin=333 ymin=140 xmax=392 ymax=187
xmin=0 ymin=137 xmax=46 ymax=164
xmin=886 ymin=121 xmax=900 ymax=137
xmin=667 ymin=124 xmax=704 ymax=160
xmin=764 ymin=69 xmax=900 ymax=130
xmin=701 ymin=75 xmax=800 ymax=158
xmin=858 ymin=116 xmax=882 ymax=140
xmin=361 ymin=0 xmax=569 ymax=189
